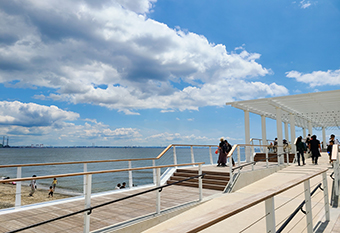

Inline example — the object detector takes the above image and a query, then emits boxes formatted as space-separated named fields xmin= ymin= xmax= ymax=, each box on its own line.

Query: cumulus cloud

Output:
xmin=0 ymin=100 xmax=143 ymax=145
xmin=286 ymin=69 xmax=340 ymax=87
xmin=0 ymin=0 xmax=287 ymax=115
xmin=0 ymin=101 xmax=79 ymax=127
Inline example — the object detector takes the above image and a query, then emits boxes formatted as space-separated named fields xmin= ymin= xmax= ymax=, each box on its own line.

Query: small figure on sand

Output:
xmin=29 ymin=175 xmax=37 ymax=197
xmin=52 ymin=178 xmax=58 ymax=191
xmin=48 ymin=186 xmax=54 ymax=198
xmin=115 ymin=183 xmax=121 ymax=189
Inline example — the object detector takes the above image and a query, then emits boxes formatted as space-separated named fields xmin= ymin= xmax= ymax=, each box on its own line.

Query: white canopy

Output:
xmin=226 ymin=89 xmax=340 ymax=130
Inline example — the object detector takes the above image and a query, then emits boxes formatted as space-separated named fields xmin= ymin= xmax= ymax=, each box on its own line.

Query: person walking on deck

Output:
xmin=217 ymin=138 xmax=227 ymax=167
xmin=295 ymin=136 xmax=306 ymax=166
xmin=309 ymin=135 xmax=321 ymax=165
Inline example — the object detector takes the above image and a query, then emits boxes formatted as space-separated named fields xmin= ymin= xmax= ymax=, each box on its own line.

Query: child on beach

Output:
xmin=52 ymin=178 xmax=58 ymax=191
xmin=48 ymin=186 xmax=54 ymax=198
xmin=29 ymin=175 xmax=37 ymax=197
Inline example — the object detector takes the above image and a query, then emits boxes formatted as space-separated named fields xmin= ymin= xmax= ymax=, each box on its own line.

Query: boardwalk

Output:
xmin=0 ymin=177 xmax=220 ymax=233
xmin=143 ymin=153 xmax=340 ymax=233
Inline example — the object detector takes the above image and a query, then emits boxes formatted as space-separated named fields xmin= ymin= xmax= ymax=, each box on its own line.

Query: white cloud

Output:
xmin=0 ymin=0 xmax=287 ymax=115
xmin=0 ymin=101 xmax=79 ymax=126
xmin=286 ymin=69 xmax=340 ymax=87
xmin=300 ymin=0 xmax=311 ymax=9
xmin=0 ymin=101 xmax=143 ymax=145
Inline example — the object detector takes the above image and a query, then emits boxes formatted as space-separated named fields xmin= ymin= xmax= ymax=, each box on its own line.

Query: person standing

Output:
xmin=52 ymin=178 xmax=58 ymax=191
xmin=217 ymin=138 xmax=227 ymax=167
xmin=309 ymin=135 xmax=322 ymax=165
xmin=295 ymin=136 xmax=306 ymax=166
xmin=224 ymin=140 xmax=235 ymax=166
xmin=48 ymin=186 xmax=54 ymax=198
xmin=29 ymin=175 xmax=37 ymax=197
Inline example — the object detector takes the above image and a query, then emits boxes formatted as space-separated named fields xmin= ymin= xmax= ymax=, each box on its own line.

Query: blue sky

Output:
xmin=0 ymin=0 xmax=339 ymax=147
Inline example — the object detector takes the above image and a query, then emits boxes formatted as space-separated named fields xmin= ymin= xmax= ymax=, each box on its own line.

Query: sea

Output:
xmin=0 ymin=147 xmax=242 ymax=195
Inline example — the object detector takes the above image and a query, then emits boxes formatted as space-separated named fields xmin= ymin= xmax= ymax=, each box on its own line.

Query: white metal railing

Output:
xmin=159 ymin=168 xmax=330 ymax=233
xmin=1 ymin=163 xmax=204 ymax=233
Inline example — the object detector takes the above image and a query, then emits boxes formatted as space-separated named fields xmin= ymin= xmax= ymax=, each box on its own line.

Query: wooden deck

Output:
xmin=0 ymin=183 xmax=220 ymax=233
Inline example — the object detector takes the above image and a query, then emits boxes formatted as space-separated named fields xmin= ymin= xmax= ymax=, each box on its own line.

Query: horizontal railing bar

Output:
xmin=7 ymin=173 xmax=206 ymax=233
xmin=0 ymin=162 xmax=205 ymax=183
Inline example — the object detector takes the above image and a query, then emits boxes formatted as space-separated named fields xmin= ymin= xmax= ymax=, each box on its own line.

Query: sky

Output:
xmin=0 ymin=0 xmax=340 ymax=147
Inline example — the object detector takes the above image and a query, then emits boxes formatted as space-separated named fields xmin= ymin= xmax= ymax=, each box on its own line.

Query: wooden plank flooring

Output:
xmin=0 ymin=185 xmax=220 ymax=233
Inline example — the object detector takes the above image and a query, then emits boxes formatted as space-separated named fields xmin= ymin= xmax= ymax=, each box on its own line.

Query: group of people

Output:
xmin=29 ymin=176 xmax=58 ymax=198
xmin=217 ymin=138 xmax=235 ymax=167
xmin=115 ymin=182 xmax=126 ymax=189
xmin=295 ymin=134 xmax=338 ymax=166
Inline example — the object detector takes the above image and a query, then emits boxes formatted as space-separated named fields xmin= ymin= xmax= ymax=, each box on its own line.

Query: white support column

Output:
xmin=245 ymin=110 xmax=251 ymax=162
xmin=237 ymin=146 xmax=241 ymax=165
xmin=289 ymin=114 xmax=296 ymax=161
xmin=322 ymin=172 xmax=330 ymax=221
xmin=198 ymin=164 xmax=203 ymax=201
xmin=156 ymin=168 xmax=161 ymax=214
xmin=322 ymin=127 xmax=327 ymax=149
xmin=308 ymin=121 xmax=313 ymax=136
xmin=128 ymin=161 xmax=133 ymax=188
xmin=262 ymin=115 xmax=268 ymax=167
xmin=276 ymin=107 xmax=284 ymax=164
xmin=304 ymin=180 xmax=313 ymax=233
xmin=84 ymin=174 xmax=92 ymax=233
xmin=261 ymin=115 xmax=267 ymax=147
xmin=303 ymin=128 xmax=306 ymax=138
xmin=15 ymin=167 xmax=22 ymax=209
xmin=265 ymin=197 xmax=276 ymax=233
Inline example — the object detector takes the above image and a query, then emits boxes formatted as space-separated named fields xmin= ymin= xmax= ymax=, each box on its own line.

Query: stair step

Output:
xmin=167 ymin=180 xmax=225 ymax=191
xmin=173 ymin=172 xmax=229 ymax=180
xmin=169 ymin=176 xmax=228 ymax=186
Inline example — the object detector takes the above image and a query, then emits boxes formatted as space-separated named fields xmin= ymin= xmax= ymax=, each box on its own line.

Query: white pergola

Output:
xmin=226 ymin=89 xmax=340 ymax=161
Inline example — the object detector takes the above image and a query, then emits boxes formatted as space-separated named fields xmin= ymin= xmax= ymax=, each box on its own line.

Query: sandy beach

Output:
xmin=0 ymin=183 xmax=75 ymax=209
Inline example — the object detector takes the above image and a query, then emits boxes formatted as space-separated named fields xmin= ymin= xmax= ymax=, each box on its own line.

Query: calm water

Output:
xmin=0 ymin=147 xmax=229 ymax=194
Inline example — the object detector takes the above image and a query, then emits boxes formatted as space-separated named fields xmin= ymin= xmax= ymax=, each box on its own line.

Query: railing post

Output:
xmin=322 ymin=172 xmax=330 ymax=221
xmin=173 ymin=146 xmax=177 ymax=167
xmin=229 ymin=156 xmax=233 ymax=184
xmin=209 ymin=146 xmax=213 ymax=165
xmin=304 ymin=180 xmax=313 ymax=233
xmin=191 ymin=146 xmax=195 ymax=165
xmin=84 ymin=174 xmax=92 ymax=233
xmin=265 ymin=197 xmax=276 ymax=233
xmin=251 ymin=146 xmax=254 ymax=171
xmin=237 ymin=146 xmax=241 ymax=166
xmin=15 ymin=167 xmax=22 ymax=209
xmin=156 ymin=168 xmax=161 ymax=214
xmin=199 ymin=164 xmax=203 ymax=201
xmin=128 ymin=161 xmax=133 ymax=188
xmin=265 ymin=145 xmax=269 ymax=168
xmin=83 ymin=163 xmax=87 ymax=195
xmin=152 ymin=160 xmax=156 ymax=184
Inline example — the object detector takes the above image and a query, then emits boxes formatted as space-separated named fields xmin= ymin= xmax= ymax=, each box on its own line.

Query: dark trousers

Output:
xmin=297 ymin=151 xmax=305 ymax=165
